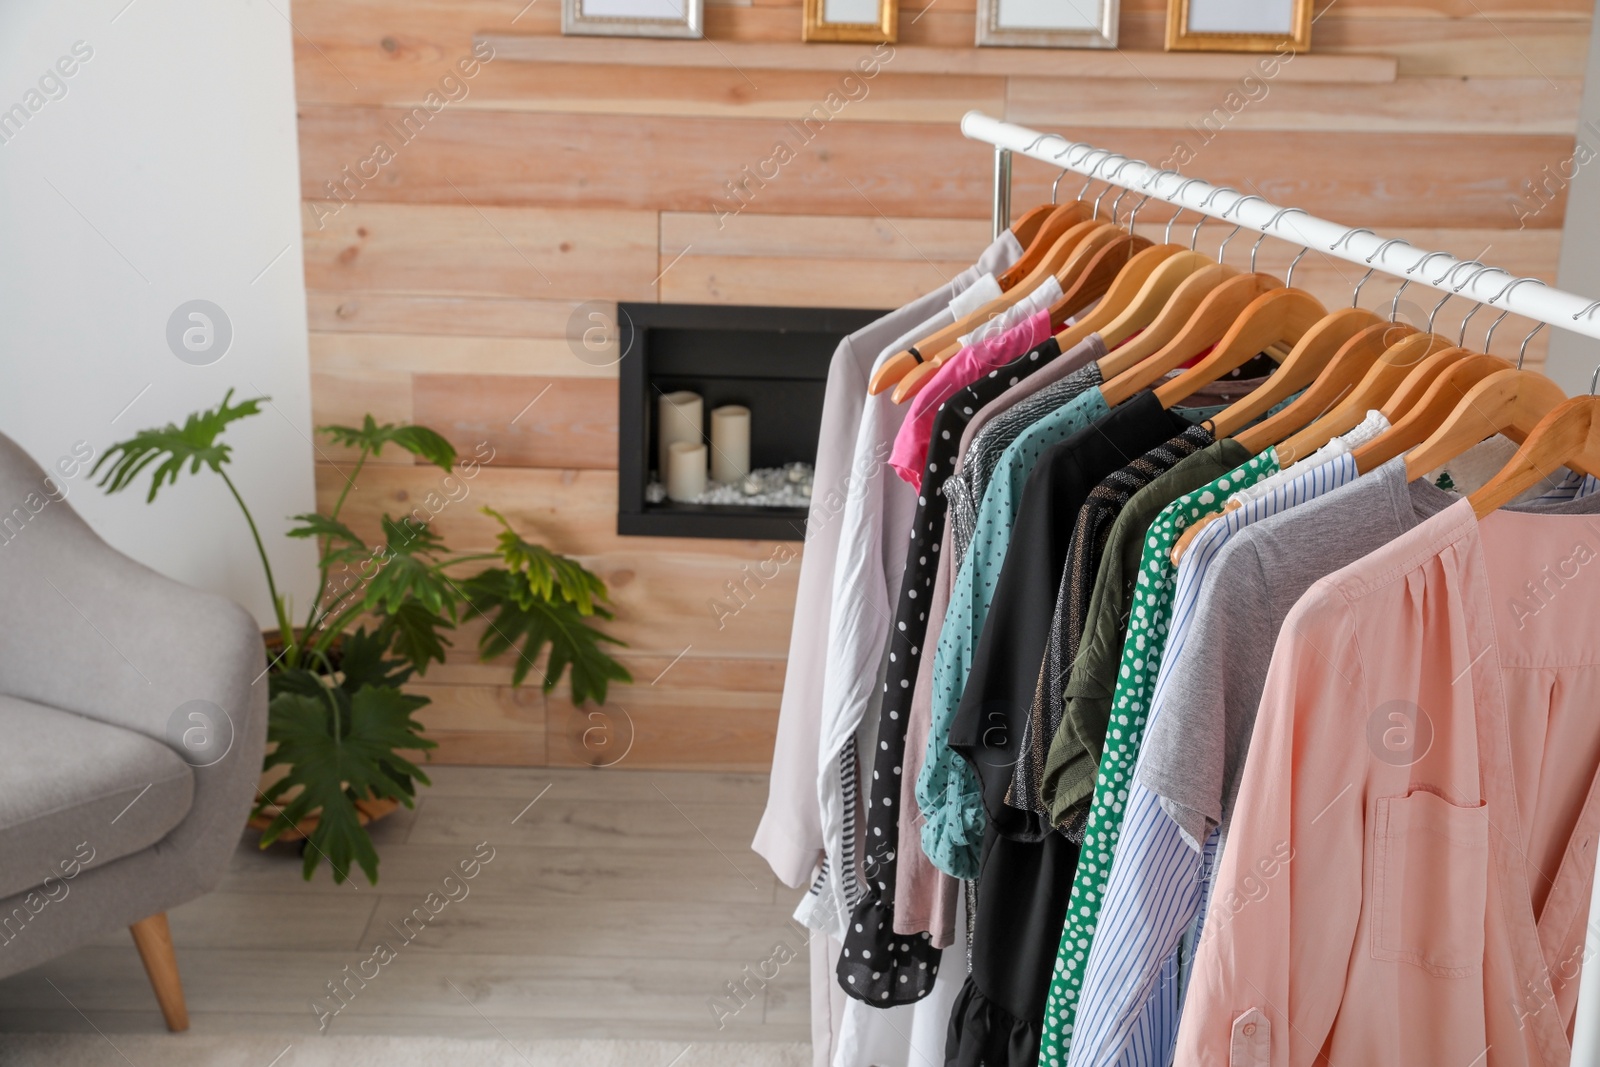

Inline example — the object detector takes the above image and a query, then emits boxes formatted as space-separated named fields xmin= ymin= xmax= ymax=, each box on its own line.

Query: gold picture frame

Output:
xmin=802 ymin=0 xmax=896 ymax=43
xmin=1165 ymin=0 xmax=1310 ymax=53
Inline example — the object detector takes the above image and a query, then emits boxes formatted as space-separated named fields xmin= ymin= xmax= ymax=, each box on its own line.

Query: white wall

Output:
xmin=0 ymin=0 xmax=316 ymax=626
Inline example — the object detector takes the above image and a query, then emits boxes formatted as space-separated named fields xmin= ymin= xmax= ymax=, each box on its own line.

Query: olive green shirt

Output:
xmin=1040 ymin=438 xmax=1251 ymax=829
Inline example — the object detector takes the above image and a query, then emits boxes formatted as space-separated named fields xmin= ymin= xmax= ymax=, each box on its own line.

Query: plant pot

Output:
xmin=262 ymin=628 xmax=344 ymax=675
xmin=247 ymin=797 xmax=400 ymax=843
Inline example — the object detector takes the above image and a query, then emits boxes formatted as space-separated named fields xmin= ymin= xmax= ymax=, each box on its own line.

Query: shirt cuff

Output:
xmin=916 ymin=775 xmax=985 ymax=880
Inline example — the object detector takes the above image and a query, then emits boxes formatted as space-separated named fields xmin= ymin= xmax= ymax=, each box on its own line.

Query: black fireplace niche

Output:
xmin=617 ymin=302 xmax=888 ymax=541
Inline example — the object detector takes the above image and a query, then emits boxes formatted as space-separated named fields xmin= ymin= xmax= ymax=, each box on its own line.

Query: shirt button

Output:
xmin=1243 ymin=1024 xmax=1257 ymax=1037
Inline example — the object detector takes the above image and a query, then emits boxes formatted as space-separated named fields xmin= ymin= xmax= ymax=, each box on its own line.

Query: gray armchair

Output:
xmin=0 ymin=431 xmax=267 ymax=1030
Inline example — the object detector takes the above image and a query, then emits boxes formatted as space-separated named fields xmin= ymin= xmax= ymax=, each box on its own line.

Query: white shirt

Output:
xmin=796 ymin=231 xmax=1025 ymax=937
xmin=752 ymin=230 xmax=1021 ymax=890
xmin=957 ymin=274 xmax=1063 ymax=346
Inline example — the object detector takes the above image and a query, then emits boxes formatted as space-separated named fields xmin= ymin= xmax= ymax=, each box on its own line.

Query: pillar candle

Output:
xmin=710 ymin=405 xmax=751 ymax=483
xmin=666 ymin=441 xmax=707 ymax=502
xmin=657 ymin=391 xmax=703 ymax=472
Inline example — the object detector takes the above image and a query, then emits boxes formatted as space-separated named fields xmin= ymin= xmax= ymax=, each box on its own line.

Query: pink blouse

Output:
xmin=887 ymin=310 xmax=1053 ymax=490
xmin=1176 ymin=500 xmax=1600 ymax=1066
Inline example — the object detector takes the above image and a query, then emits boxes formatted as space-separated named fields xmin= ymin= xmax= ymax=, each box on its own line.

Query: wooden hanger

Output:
xmin=1207 ymin=308 xmax=1383 ymax=440
xmin=1098 ymin=272 xmax=1284 ymax=408
xmin=1049 ymin=234 xmax=1161 ymax=328
xmin=1271 ymin=329 xmax=1453 ymax=466
xmin=1048 ymin=243 xmax=1190 ymax=354
xmin=1403 ymin=368 xmax=1567 ymax=480
xmin=1348 ymin=352 xmax=1512 ymax=472
xmin=893 ymin=235 xmax=1161 ymax=403
xmin=1234 ymin=320 xmax=1409 ymax=455
xmin=1008 ymin=203 xmax=1056 ymax=250
xmin=1089 ymin=250 xmax=1213 ymax=350
xmin=1469 ymin=396 xmax=1600 ymax=517
xmin=1175 ymin=316 xmax=1412 ymax=564
xmin=869 ymin=219 xmax=1117 ymax=395
xmin=1093 ymin=263 xmax=1239 ymax=380
xmin=997 ymin=202 xmax=1093 ymax=289
xmin=904 ymin=221 xmax=1124 ymax=378
xmin=1153 ymin=288 xmax=1329 ymax=408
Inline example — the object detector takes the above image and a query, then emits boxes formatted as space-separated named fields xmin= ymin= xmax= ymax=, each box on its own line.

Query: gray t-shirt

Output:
xmin=1140 ymin=455 xmax=1600 ymax=856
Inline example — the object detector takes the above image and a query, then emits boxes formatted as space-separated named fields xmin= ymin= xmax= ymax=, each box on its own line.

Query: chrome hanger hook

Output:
xmin=1391 ymin=251 xmax=1453 ymax=322
xmin=1140 ymin=166 xmax=1177 ymax=194
xmin=1074 ymin=148 xmax=1116 ymax=203
xmin=1164 ymin=177 xmax=1205 ymax=244
xmin=1573 ymin=299 xmax=1600 ymax=322
xmin=1406 ymin=250 xmax=1454 ymax=279
xmin=1105 ymin=159 xmax=1143 ymax=225
xmin=1286 ymin=247 xmax=1310 ymax=289
xmin=1050 ymin=143 xmax=1088 ymax=204
xmin=1365 ymin=237 xmax=1412 ymax=266
xmin=1054 ymin=140 xmax=1092 ymax=163
xmin=1218 ymin=194 xmax=1268 ymax=265
xmin=1091 ymin=155 xmax=1130 ymax=218
xmin=1483 ymin=277 xmax=1547 ymax=354
xmin=1130 ymin=168 xmax=1178 ymax=234
xmin=1126 ymin=190 xmax=1155 ymax=232
xmin=1109 ymin=187 xmax=1132 ymax=226
xmin=1051 ymin=169 xmax=1071 ymax=205
xmin=1519 ymin=322 xmax=1547 ymax=371
xmin=1331 ymin=227 xmax=1376 ymax=254
xmin=1251 ymin=207 xmax=1311 ymax=275
xmin=1191 ymin=185 xmax=1239 ymax=250
xmin=1352 ymin=238 xmax=1411 ymax=310
xmin=1426 ymin=260 xmax=1485 ymax=334
xmin=1590 ymin=363 xmax=1600 ymax=396
xmin=1353 ymin=267 xmax=1379 ymax=309
xmin=1453 ymin=266 xmax=1513 ymax=346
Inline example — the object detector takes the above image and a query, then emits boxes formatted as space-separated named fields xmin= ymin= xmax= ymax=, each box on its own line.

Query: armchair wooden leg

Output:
xmin=129 ymin=912 xmax=188 ymax=1032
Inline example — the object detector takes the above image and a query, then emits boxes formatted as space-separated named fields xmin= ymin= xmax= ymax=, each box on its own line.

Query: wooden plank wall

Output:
xmin=294 ymin=0 xmax=1591 ymax=770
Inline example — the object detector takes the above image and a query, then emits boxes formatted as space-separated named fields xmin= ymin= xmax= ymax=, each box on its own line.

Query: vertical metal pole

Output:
xmin=992 ymin=147 xmax=1012 ymax=240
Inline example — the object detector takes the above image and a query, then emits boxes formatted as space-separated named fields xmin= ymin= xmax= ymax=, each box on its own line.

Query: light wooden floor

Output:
xmin=0 ymin=768 xmax=809 ymax=1044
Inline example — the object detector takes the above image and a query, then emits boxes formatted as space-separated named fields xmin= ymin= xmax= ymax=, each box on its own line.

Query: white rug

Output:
xmin=0 ymin=1034 xmax=811 ymax=1066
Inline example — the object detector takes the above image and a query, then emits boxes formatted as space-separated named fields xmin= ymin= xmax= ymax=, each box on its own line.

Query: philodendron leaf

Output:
xmin=255 ymin=684 xmax=435 ymax=884
xmin=336 ymin=627 xmax=415 ymax=693
xmin=461 ymin=567 xmax=631 ymax=703
xmin=480 ymin=506 xmax=610 ymax=615
xmin=92 ymin=389 xmax=266 ymax=502
xmin=386 ymin=600 xmax=455 ymax=675
xmin=321 ymin=415 xmax=457 ymax=472
xmin=362 ymin=516 xmax=460 ymax=638
xmin=287 ymin=511 xmax=370 ymax=573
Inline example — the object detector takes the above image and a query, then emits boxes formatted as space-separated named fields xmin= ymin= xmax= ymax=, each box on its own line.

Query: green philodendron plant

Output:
xmin=94 ymin=390 xmax=631 ymax=884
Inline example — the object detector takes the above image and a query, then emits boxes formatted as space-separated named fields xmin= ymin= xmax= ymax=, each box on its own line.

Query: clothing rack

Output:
xmin=961 ymin=110 xmax=1600 ymax=346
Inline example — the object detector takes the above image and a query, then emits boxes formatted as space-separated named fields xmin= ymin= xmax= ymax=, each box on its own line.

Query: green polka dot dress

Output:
xmin=1035 ymin=450 xmax=1278 ymax=1066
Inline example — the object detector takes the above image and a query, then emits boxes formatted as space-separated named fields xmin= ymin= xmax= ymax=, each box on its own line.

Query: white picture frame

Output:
xmin=562 ymin=0 xmax=703 ymax=39
xmin=974 ymin=0 xmax=1118 ymax=49
xmin=966 ymin=0 xmax=1120 ymax=49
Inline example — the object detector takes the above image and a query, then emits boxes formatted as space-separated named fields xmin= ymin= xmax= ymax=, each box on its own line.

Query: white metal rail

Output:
xmin=961 ymin=110 xmax=1600 ymax=345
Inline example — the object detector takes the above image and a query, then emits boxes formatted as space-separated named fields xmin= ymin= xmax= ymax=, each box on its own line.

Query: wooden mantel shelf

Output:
xmin=478 ymin=34 xmax=1397 ymax=84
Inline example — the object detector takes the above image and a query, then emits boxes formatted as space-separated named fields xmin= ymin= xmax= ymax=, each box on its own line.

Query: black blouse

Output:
xmin=942 ymin=391 xmax=1213 ymax=1067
